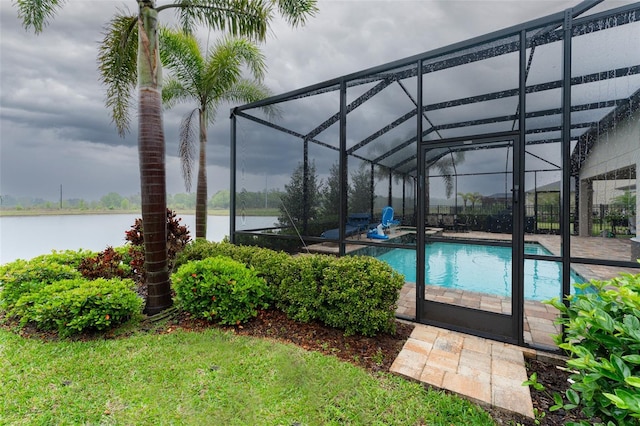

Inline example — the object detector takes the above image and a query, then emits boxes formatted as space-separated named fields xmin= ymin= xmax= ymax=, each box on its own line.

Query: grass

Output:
xmin=0 ymin=327 xmax=494 ymax=425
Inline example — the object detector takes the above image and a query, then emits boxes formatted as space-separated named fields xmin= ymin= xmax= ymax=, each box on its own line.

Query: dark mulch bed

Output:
xmin=5 ymin=308 xmax=593 ymax=425
xmin=170 ymin=309 xmax=414 ymax=373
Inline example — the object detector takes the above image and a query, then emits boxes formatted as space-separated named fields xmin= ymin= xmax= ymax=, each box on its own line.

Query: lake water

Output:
xmin=0 ymin=214 xmax=277 ymax=264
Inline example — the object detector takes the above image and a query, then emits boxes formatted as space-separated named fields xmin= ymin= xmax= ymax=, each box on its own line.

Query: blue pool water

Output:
xmin=376 ymin=242 xmax=584 ymax=301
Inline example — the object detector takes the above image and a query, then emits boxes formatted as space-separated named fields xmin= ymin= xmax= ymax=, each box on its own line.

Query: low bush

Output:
xmin=319 ymin=256 xmax=404 ymax=336
xmin=11 ymin=277 xmax=142 ymax=337
xmin=30 ymin=249 xmax=97 ymax=268
xmin=173 ymin=256 xmax=270 ymax=325
xmin=175 ymin=240 xmax=291 ymax=298
xmin=277 ymin=255 xmax=333 ymax=323
xmin=174 ymin=240 xmax=405 ymax=336
xmin=277 ymin=254 xmax=404 ymax=336
xmin=234 ymin=233 xmax=304 ymax=253
xmin=0 ymin=258 xmax=81 ymax=311
xmin=547 ymin=273 xmax=640 ymax=425
xmin=174 ymin=239 xmax=238 ymax=268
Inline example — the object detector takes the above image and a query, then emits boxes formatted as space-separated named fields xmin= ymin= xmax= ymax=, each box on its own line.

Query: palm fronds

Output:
xmin=15 ymin=0 xmax=64 ymax=33
xmin=179 ymin=108 xmax=199 ymax=192
xmin=98 ymin=13 xmax=138 ymax=137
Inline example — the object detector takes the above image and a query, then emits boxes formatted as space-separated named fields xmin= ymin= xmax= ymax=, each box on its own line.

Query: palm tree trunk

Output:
xmin=195 ymin=108 xmax=208 ymax=239
xmin=138 ymin=1 xmax=172 ymax=314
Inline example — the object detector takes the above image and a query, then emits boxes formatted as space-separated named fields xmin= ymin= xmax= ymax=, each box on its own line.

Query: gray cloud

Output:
xmin=2 ymin=0 xmax=629 ymax=201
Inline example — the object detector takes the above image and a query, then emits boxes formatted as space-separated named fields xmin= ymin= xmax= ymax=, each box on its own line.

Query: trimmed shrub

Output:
xmin=547 ymin=273 xmax=640 ymax=425
xmin=173 ymin=256 xmax=270 ymax=325
xmin=174 ymin=240 xmax=291 ymax=299
xmin=30 ymin=249 xmax=97 ymax=268
xmin=319 ymin=255 xmax=404 ymax=336
xmin=173 ymin=240 xmax=405 ymax=336
xmin=12 ymin=277 xmax=142 ymax=337
xmin=0 ymin=258 xmax=81 ymax=311
xmin=174 ymin=240 xmax=236 ymax=268
xmin=277 ymin=255 xmax=333 ymax=323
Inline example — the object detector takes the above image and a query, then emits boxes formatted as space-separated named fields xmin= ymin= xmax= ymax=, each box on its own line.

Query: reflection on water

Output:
xmin=0 ymin=214 xmax=276 ymax=264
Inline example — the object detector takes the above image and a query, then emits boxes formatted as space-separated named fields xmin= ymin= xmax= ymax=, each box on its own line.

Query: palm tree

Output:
xmin=459 ymin=192 xmax=471 ymax=211
xmin=15 ymin=0 xmax=317 ymax=315
xmin=468 ymin=192 xmax=483 ymax=210
xmin=160 ymin=30 xmax=271 ymax=239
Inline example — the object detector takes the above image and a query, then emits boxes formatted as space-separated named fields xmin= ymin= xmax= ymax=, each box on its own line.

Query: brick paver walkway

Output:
xmin=390 ymin=324 xmax=535 ymax=419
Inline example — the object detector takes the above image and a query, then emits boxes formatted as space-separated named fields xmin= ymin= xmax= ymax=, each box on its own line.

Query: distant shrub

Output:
xmin=11 ymin=277 xmax=142 ymax=337
xmin=173 ymin=256 xmax=269 ymax=325
xmin=547 ymin=273 xmax=640 ymax=425
xmin=0 ymin=258 xmax=81 ymax=311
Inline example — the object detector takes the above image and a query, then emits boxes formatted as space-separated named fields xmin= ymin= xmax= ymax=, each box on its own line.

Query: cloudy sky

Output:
xmin=1 ymin=0 xmax=630 ymax=202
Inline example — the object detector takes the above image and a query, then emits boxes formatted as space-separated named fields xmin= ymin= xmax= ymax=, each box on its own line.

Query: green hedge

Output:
xmin=278 ymin=255 xmax=333 ymax=323
xmin=174 ymin=240 xmax=291 ymax=300
xmin=547 ymin=273 xmax=640 ymax=425
xmin=30 ymin=249 xmax=97 ymax=268
xmin=175 ymin=240 xmax=405 ymax=336
xmin=11 ymin=277 xmax=142 ymax=337
xmin=173 ymin=256 xmax=270 ymax=325
xmin=319 ymin=256 xmax=405 ymax=336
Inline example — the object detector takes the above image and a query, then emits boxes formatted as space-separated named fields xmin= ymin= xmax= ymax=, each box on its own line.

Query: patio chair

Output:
xmin=454 ymin=216 xmax=469 ymax=232
xmin=441 ymin=215 xmax=455 ymax=230
xmin=321 ymin=213 xmax=371 ymax=239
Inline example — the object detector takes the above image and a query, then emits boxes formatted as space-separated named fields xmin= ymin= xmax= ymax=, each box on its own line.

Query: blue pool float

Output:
xmin=367 ymin=228 xmax=389 ymax=240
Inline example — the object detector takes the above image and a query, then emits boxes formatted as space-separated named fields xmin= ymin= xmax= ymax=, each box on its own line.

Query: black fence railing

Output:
xmin=425 ymin=204 xmax=634 ymax=236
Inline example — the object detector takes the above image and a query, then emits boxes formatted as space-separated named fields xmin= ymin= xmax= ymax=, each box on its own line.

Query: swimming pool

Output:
xmin=376 ymin=242 xmax=584 ymax=301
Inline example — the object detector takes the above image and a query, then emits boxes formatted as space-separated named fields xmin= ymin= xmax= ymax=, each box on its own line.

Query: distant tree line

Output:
xmin=0 ymin=193 xmax=142 ymax=211
xmin=0 ymin=190 xmax=283 ymax=212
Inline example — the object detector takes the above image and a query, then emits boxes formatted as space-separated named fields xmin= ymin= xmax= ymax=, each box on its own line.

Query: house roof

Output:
xmin=526 ymin=177 xmax=577 ymax=193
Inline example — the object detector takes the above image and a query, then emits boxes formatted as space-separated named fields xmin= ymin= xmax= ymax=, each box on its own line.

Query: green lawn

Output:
xmin=0 ymin=328 xmax=494 ymax=425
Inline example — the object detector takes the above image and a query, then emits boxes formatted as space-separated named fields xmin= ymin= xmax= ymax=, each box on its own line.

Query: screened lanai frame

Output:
xmin=230 ymin=0 xmax=640 ymax=348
